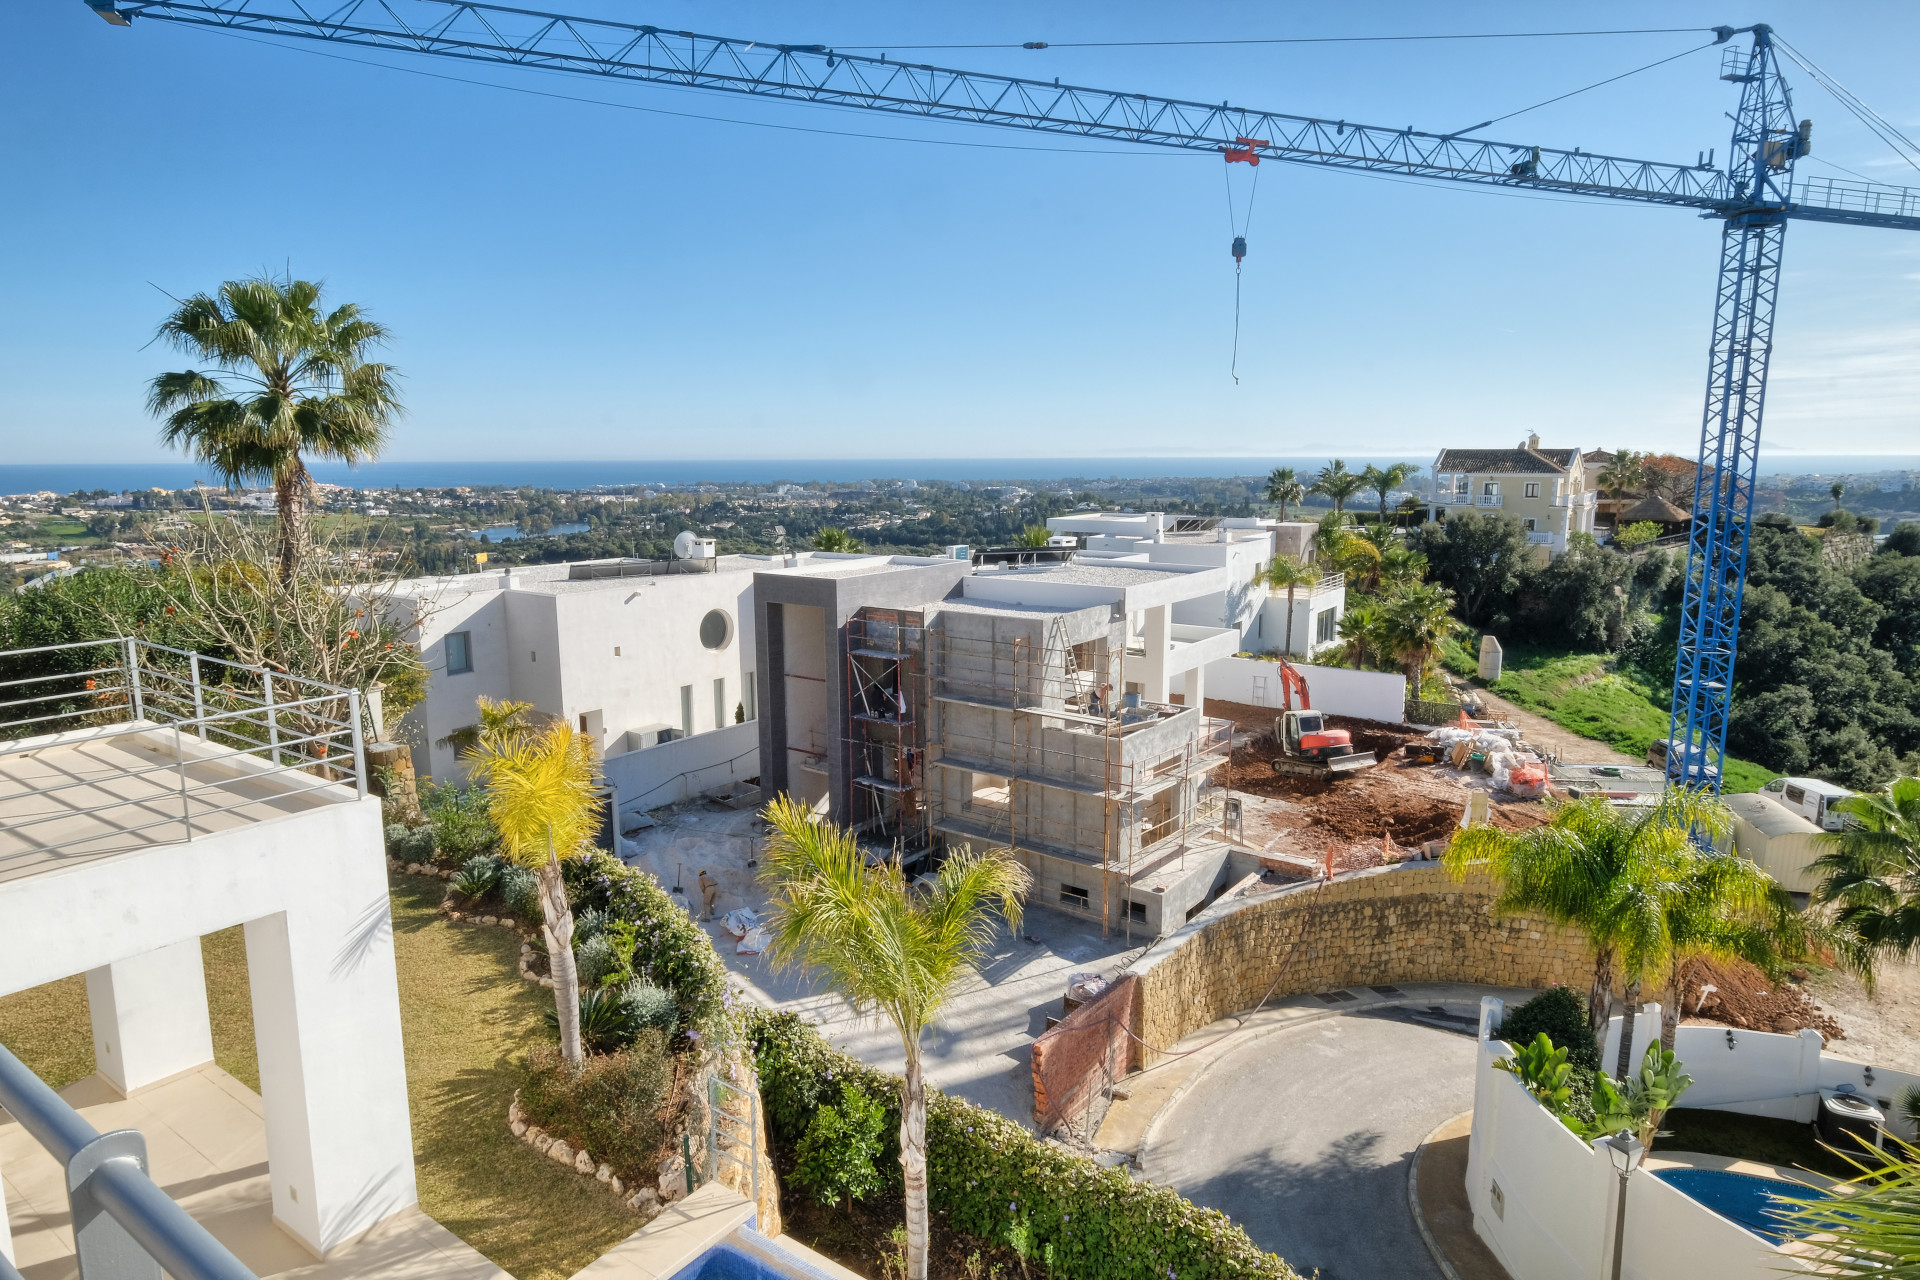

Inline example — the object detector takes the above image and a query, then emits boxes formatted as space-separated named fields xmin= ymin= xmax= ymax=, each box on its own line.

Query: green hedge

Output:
xmin=747 ymin=1010 xmax=1300 ymax=1280
xmin=564 ymin=852 xmax=733 ymax=1043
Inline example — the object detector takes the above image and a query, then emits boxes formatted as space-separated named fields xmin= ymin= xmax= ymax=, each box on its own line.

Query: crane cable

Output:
xmin=1225 ymin=157 xmax=1261 ymax=383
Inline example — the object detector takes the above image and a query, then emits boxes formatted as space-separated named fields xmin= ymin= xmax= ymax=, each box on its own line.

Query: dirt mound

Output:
xmin=1683 ymin=956 xmax=1844 ymax=1045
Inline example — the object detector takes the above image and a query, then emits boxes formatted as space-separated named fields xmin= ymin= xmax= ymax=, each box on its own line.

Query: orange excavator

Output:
xmin=1270 ymin=659 xmax=1377 ymax=780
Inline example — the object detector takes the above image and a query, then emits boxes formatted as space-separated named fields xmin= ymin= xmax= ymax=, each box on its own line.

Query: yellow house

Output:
xmin=1428 ymin=434 xmax=1599 ymax=558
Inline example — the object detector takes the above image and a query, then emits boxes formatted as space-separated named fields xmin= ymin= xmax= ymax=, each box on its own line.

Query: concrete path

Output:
xmin=618 ymin=801 xmax=1144 ymax=1127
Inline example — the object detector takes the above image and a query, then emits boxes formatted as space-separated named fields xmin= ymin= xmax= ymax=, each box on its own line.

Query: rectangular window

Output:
xmin=1524 ymin=482 xmax=1541 ymax=498
xmin=680 ymin=685 xmax=694 ymax=737
xmin=444 ymin=631 xmax=472 ymax=675
xmin=1059 ymin=883 xmax=1090 ymax=910
xmin=1523 ymin=518 xmax=1538 ymax=532
xmin=1482 ymin=481 xmax=1499 ymax=497
xmin=1315 ymin=609 xmax=1337 ymax=645
xmin=743 ymin=672 xmax=757 ymax=721
xmin=714 ymin=678 xmax=727 ymax=729
xmin=1454 ymin=475 xmax=1469 ymax=494
xmin=1127 ymin=900 xmax=1147 ymax=924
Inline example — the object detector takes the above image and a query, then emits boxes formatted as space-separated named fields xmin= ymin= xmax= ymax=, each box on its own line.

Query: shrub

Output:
xmin=619 ymin=982 xmax=679 ymax=1038
xmin=499 ymin=864 xmax=542 ymax=923
xmin=574 ymin=907 xmax=608 ymax=943
xmin=1499 ymin=986 xmax=1600 ymax=1070
xmin=452 ymin=854 xmax=503 ymax=899
xmin=417 ymin=778 xmax=499 ymax=864
xmin=521 ymin=1035 xmax=672 ymax=1182
xmin=575 ymin=934 xmax=616 ymax=988
xmin=746 ymin=1010 xmax=1299 ymax=1280
xmin=563 ymin=852 xmax=732 ymax=1043
xmin=384 ymin=822 xmax=436 ymax=862
xmin=791 ymin=1082 xmax=891 ymax=1209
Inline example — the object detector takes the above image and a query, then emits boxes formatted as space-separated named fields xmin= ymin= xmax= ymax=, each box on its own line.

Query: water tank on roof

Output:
xmin=673 ymin=530 xmax=717 ymax=560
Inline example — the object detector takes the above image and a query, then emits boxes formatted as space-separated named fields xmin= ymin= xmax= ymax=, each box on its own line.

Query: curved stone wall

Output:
xmin=1125 ymin=862 xmax=1599 ymax=1065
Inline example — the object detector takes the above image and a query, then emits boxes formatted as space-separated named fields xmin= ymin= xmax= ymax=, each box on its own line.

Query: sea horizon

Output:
xmin=4 ymin=454 xmax=1917 ymax=495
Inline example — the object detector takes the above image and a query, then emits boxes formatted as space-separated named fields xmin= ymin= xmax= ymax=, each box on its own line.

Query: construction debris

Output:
xmin=1682 ymin=955 xmax=1845 ymax=1045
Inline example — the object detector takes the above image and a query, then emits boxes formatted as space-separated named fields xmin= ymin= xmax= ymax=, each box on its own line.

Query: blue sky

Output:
xmin=3 ymin=1 xmax=1918 ymax=464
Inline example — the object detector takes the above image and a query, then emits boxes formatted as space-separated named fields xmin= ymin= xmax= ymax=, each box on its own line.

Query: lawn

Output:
xmin=1660 ymin=1108 xmax=1855 ymax=1180
xmin=1443 ymin=632 xmax=1778 ymax=793
xmin=0 ymin=877 xmax=637 ymax=1280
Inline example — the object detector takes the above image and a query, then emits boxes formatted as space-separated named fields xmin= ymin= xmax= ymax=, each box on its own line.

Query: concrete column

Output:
xmin=84 ymin=937 xmax=214 ymax=1096
xmin=1141 ymin=605 xmax=1170 ymax=703
xmin=1182 ymin=664 xmax=1205 ymax=711
xmin=244 ymin=880 xmax=416 ymax=1255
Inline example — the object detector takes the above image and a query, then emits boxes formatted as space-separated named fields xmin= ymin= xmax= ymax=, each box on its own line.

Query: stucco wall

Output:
xmin=1202 ymin=656 xmax=1407 ymax=723
xmin=1126 ymin=863 xmax=1597 ymax=1065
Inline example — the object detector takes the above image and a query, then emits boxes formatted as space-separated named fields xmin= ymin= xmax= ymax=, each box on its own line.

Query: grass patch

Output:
xmin=387 ymin=874 xmax=639 ymax=1280
xmin=1445 ymin=631 xmax=1778 ymax=793
xmin=0 ymin=928 xmax=258 ymax=1090
xmin=1659 ymin=1108 xmax=1854 ymax=1179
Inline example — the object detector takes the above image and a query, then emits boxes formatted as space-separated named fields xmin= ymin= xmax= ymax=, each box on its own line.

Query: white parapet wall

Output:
xmin=1202 ymin=655 xmax=1407 ymax=723
xmin=0 ymin=738 xmax=413 ymax=1259
xmin=607 ymin=719 xmax=761 ymax=819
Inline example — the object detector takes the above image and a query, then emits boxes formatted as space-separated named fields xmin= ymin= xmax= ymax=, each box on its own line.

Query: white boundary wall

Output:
xmin=607 ymin=720 xmax=760 ymax=819
xmin=1466 ymin=1004 xmax=1819 ymax=1280
xmin=1673 ymin=1024 xmax=1920 ymax=1139
xmin=1202 ymin=656 xmax=1407 ymax=723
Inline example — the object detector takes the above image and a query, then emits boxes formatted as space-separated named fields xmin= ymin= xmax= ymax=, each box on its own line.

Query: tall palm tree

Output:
xmin=1360 ymin=462 xmax=1419 ymax=521
xmin=1812 ymin=776 xmax=1920 ymax=990
xmin=1336 ymin=601 xmax=1389 ymax=669
xmin=1445 ymin=791 xmax=1733 ymax=1043
xmin=1014 ymin=524 xmax=1053 ymax=548
xmin=1380 ymin=582 xmax=1460 ymax=693
xmin=1651 ymin=850 xmax=1807 ymax=1052
xmin=760 ymin=797 xmax=1029 ymax=1280
xmin=1379 ymin=543 xmax=1430 ymax=588
xmin=1778 ymin=1136 xmax=1920 ymax=1273
xmin=1310 ymin=460 xmax=1364 ymax=516
xmin=1262 ymin=553 xmax=1316 ymax=654
xmin=149 ymin=276 xmax=401 ymax=581
xmin=471 ymin=708 xmax=603 ymax=1063
xmin=1597 ymin=450 xmax=1644 ymax=505
xmin=1264 ymin=467 xmax=1306 ymax=521
xmin=1830 ymin=479 xmax=1847 ymax=510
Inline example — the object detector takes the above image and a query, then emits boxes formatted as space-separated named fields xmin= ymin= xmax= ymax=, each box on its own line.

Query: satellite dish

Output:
xmin=672 ymin=530 xmax=716 ymax=560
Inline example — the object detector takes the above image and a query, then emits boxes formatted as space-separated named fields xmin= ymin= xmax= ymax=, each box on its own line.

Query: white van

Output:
xmin=1760 ymin=777 xmax=1854 ymax=831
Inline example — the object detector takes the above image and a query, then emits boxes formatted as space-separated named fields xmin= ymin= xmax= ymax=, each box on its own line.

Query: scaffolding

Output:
xmin=845 ymin=609 xmax=929 ymax=852
xmin=922 ymin=615 xmax=1233 ymax=935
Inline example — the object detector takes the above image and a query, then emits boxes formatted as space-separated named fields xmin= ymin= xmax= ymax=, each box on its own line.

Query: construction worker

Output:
xmin=697 ymin=869 xmax=720 ymax=921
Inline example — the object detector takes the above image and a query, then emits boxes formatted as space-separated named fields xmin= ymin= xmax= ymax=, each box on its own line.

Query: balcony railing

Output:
xmin=0 ymin=1040 xmax=258 ymax=1280
xmin=1476 ymin=494 xmax=1503 ymax=508
xmin=1 ymin=637 xmax=366 ymax=868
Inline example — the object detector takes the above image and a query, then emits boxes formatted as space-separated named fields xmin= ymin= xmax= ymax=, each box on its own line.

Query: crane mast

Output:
xmin=82 ymin=3 xmax=1920 ymax=790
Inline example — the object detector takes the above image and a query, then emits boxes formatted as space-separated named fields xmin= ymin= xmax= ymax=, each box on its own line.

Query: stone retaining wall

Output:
xmin=1127 ymin=863 xmax=1598 ymax=1065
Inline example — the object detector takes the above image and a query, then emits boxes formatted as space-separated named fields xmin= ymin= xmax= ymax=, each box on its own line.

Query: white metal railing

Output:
xmin=0 ymin=637 xmax=366 ymax=867
xmin=1314 ymin=573 xmax=1345 ymax=593
xmin=1477 ymin=494 xmax=1503 ymax=508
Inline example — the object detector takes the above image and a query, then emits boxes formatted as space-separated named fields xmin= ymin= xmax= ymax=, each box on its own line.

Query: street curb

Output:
xmin=1409 ymin=1111 xmax=1473 ymax=1280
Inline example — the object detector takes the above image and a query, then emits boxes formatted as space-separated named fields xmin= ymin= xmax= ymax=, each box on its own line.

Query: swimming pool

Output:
xmin=1651 ymin=1167 xmax=1827 ymax=1243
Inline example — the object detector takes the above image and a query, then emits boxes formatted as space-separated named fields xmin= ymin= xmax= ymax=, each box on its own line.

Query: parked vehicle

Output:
xmin=1760 ymin=776 xmax=1854 ymax=831
xmin=1645 ymin=737 xmax=1721 ymax=784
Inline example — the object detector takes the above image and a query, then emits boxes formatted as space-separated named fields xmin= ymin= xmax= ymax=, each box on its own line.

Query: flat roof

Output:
xmin=390 ymin=551 xmax=896 ymax=596
xmin=1727 ymin=792 xmax=1822 ymax=837
xmin=978 ymin=562 xmax=1190 ymax=587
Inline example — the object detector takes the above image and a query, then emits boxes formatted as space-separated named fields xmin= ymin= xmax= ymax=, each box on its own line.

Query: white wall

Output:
xmin=608 ymin=719 xmax=761 ymax=817
xmin=1202 ymin=656 xmax=1406 ymax=723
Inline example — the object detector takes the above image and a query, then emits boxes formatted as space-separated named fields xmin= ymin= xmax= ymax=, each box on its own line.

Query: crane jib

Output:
xmin=83 ymin=5 xmax=1920 ymax=788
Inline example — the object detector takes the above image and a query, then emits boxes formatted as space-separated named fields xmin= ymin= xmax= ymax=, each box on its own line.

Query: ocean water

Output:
xmin=4 ymin=455 xmax=1915 ymax=495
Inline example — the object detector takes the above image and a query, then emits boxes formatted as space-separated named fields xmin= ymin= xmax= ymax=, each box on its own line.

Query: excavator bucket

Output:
xmin=1326 ymin=750 xmax=1376 ymax=775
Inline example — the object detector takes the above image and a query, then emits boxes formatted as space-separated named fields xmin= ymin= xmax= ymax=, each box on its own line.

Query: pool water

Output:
xmin=1651 ymin=1167 xmax=1826 ymax=1243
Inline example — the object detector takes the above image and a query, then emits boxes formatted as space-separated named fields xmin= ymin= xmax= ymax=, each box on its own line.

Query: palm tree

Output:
xmin=1262 ymin=553 xmax=1316 ymax=655
xmin=1444 ymin=791 xmax=1734 ymax=1044
xmin=1336 ymin=601 xmax=1388 ymax=669
xmin=1264 ymin=467 xmax=1306 ymax=521
xmin=1778 ymin=1136 xmax=1920 ymax=1272
xmin=1812 ymin=775 xmax=1920 ymax=989
xmin=1379 ymin=582 xmax=1461 ymax=693
xmin=812 ymin=527 xmax=862 ymax=552
xmin=1014 ymin=524 xmax=1053 ymax=548
xmin=1360 ymin=462 xmax=1419 ymax=521
xmin=149 ymin=276 xmax=401 ymax=581
xmin=1597 ymin=450 xmax=1644 ymax=504
xmin=1379 ymin=543 xmax=1430 ymax=589
xmin=435 ymin=696 xmax=538 ymax=759
xmin=1652 ymin=850 xmax=1807 ymax=1051
xmin=1830 ymin=479 xmax=1847 ymax=510
xmin=1310 ymin=460 xmax=1364 ymax=516
xmin=760 ymin=796 xmax=1029 ymax=1280
xmin=471 ymin=710 xmax=603 ymax=1064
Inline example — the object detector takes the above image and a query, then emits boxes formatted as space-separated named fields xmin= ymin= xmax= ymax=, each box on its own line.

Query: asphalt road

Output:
xmin=1141 ymin=1008 xmax=1480 ymax=1280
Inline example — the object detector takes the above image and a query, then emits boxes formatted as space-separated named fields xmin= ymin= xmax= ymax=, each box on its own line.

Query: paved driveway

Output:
xmin=1140 ymin=1008 xmax=1479 ymax=1280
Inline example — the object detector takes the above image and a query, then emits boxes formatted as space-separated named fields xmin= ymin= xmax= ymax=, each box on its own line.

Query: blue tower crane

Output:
xmin=82 ymin=3 xmax=1920 ymax=789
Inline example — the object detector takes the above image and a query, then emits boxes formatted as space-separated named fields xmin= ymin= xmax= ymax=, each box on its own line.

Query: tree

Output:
xmin=1380 ymin=582 xmax=1461 ymax=693
xmin=1336 ymin=601 xmax=1390 ymax=670
xmin=471 ymin=710 xmax=603 ymax=1063
xmin=1310 ymin=459 xmax=1364 ymax=515
xmin=760 ymin=797 xmax=1029 ymax=1280
xmin=1264 ymin=467 xmax=1305 ymax=521
xmin=1615 ymin=521 xmax=1662 ymax=551
xmin=1881 ymin=521 xmax=1920 ymax=557
xmin=812 ymin=527 xmax=862 ymax=552
xmin=1359 ymin=462 xmax=1418 ymax=521
xmin=1651 ymin=850 xmax=1805 ymax=1051
xmin=1262 ymin=553 xmax=1315 ymax=655
xmin=1831 ymin=479 xmax=1847 ymax=510
xmin=1812 ymin=776 xmax=1920 ymax=989
xmin=1597 ymin=450 xmax=1645 ymax=506
xmin=149 ymin=276 xmax=401 ymax=581
xmin=1858 ymin=553 xmax=1920 ymax=677
xmin=1444 ymin=791 xmax=1734 ymax=1045
xmin=1777 ymin=1136 xmax=1920 ymax=1273
xmin=1013 ymin=524 xmax=1052 ymax=548
xmin=1407 ymin=512 xmax=1534 ymax=626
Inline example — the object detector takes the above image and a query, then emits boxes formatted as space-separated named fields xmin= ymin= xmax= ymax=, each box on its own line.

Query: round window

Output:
xmin=699 ymin=609 xmax=733 ymax=650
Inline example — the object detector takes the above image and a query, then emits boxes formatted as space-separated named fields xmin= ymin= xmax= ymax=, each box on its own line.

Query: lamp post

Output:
xmin=1602 ymin=1128 xmax=1644 ymax=1280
